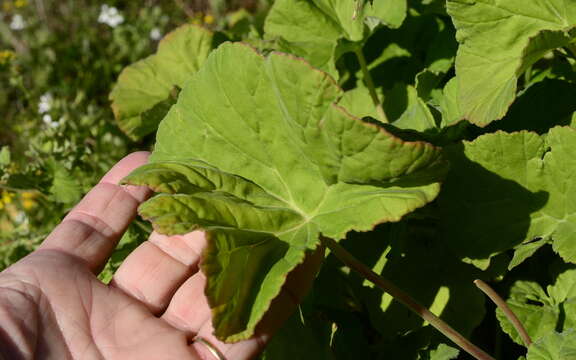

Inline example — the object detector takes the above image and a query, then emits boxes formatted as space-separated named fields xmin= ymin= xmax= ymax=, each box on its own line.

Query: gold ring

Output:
xmin=192 ymin=336 xmax=227 ymax=360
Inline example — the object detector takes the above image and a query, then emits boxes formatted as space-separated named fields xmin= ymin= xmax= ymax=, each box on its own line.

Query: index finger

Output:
xmin=40 ymin=152 xmax=151 ymax=273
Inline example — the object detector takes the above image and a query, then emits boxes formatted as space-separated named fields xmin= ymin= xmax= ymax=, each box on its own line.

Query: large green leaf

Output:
xmin=341 ymin=83 xmax=438 ymax=134
xmin=47 ymin=158 xmax=81 ymax=204
xmin=447 ymin=0 xmax=576 ymax=126
xmin=361 ymin=221 xmax=485 ymax=339
xmin=110 ymin=25 xmax=214 ymax=140
xmin=439 ymin=78 xmax=463 ymax=127
xmin=124 ymin=43 xmax=446 ymax=342
xmin=312 ymin=0 xmax=407 ymax=41
xmin=264 ymin=0 xmax=341 ymax=76
xmin=439 ymin=127 xmax=576 ymax=268
xmin=389 ymin=84 xmax=437 ymax=133
xmin=497 ymin=268 xmax=576 ymax=345
xmin=526 ymin=329 xmax=576 ymax=360
xmin=339 ymin=85 xmax=381 ymax=120
xmin=260 ymin=310 xmax=333 ymax=360
xmin=264 ymin=0 xmax=407 ymax=77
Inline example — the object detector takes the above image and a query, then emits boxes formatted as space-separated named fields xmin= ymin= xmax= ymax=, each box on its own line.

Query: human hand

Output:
xmin=0 ymin=152 xmax=323 ymax=360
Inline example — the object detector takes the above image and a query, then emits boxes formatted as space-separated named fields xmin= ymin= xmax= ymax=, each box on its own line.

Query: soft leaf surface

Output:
xmin=311 ymin=0 xmax=407 ymax=41
xmin=439 ymin=127 xmax=576 ymax=267
xmin=496 ymin=269 xmax=576 ymax=345
xmin=124 ymin=43 xmax=446 ymax=341
xmin=447 ymin=0 xmax=576 ymax=126
xmin=47 ymin=158 xmax=81 ymax=204
xmin=339 ymin=86 xmax=381 ymax=120
xmin=363 ymin=222 xmax=485 ymax=339
xmin=439 ymin=78 xmax=463 ymax=127
xmin=259 ymin=311 xmax=333 ymax=360
xmin=110 ymin=25 xmax=214 ymax=139
xmin=526 ymin=329 xmax=576 ymax=360
xmin=391 ymin=84 xmax=437 ymax=133
xmin=264 ymin=0 xmax=341 ymax=76
xmin=264 ymin=0 xmax=406 ymax=77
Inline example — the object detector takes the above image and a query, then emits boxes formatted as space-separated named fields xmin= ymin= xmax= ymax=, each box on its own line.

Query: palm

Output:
xmin=0 ymin=153 xmax=321 ymax=360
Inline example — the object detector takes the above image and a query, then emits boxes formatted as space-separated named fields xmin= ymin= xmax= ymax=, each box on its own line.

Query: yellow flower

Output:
xmin=0 ymin=202 xmax=4 ymax=210
xmin=21 ymin=191 xmax=37 ymax=199
xmin=22 ymin=199 xmax=36 ymax=210
xmin=19 ymin=191 xmax=38 ymax=210
xmin=2 ymin=191 xmax=14 ymax=204
xmin=14 ymin=0 xmax=27 ymax=8
xmin=0 ymin=50 xmax=15 ymax=66
xmin=204 ymin=14 xmax=215 ymax=24
xmin=2 ymin=1 xmax=13 ymax=12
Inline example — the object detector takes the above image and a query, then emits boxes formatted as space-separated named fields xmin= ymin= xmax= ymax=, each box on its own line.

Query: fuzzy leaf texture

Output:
xmin=497 ymin=268 xmax=576 ymax=345
xmin=123 ymin=43 xmax=447 ymax=342
xmin=526 ymin=329 xmax=576 ymax=360
xmin=447 ymin=0 xmax=576 ymax=126
xmin=311 ymin=0 xmax=407 ymax=40
xmin=439 ymin=127 xmax=576 ymax=269
xmin=110 ymin=25 xmax=214 ymax=139
xmin=264 ymin=0 xmax=407 ymax=76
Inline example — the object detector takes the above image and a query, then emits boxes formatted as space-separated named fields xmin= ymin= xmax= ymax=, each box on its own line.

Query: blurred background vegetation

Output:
xmin=0 ymin=0 xmax=270 ymax=277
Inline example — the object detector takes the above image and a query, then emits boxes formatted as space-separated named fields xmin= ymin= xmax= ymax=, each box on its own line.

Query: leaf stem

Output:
xmin=320 ymin=236 xmax=495 ymax=360
xmin=353 ymin=46 xmax=388 ymax=123
xmin=474 ymin=279 xmax=532 ymax=347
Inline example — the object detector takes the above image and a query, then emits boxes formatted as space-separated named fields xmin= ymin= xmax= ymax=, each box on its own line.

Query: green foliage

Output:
xmin=5 ymin=0 xmax=576 ymax=358
xmin=124 ymin=42 xmax=446 ymax=341
xmin=496 ymin=267 xmax=576 ymax=346
xmin=110 ymin=24 xmax=216 ymax=140
xmin=447 ymin=0 xmax=576 ymax=126
xmin=439 ymin=128 xmax=576 ymax=269
xmin=116 ymin=0 xmax=576 ymax=358
xmin=0 ymin=0 xmax=192 ymax=263
xmin=526 ymin=329 xmax=576 ymax=360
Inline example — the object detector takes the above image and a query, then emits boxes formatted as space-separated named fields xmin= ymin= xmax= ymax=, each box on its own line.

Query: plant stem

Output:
xmin=320 ymin=236 xmax=496 ymax=360
xmin=474 ymin=279 xmax=532 ymax=347
xmin=353 ymin=46 xmax=388 ymax=123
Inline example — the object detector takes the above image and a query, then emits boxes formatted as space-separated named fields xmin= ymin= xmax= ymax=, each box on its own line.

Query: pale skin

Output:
xmin=0 ymin=152 xmax=323 ymax=360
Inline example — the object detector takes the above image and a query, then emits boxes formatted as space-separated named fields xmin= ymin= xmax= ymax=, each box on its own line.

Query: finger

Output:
xmin=162 ymin=271 xmax=211 ymax=334
xmin=167 ymin=246 xmax=325 ymax=360
xmin=40 ymin=152 xmax=151 ymax=273
xmin=110 ymin=231 xmax=206 ymax=314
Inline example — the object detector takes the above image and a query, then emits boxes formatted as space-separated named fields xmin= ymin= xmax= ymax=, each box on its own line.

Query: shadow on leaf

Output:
xmin=438 ymin=143 xmax=548 ymax=263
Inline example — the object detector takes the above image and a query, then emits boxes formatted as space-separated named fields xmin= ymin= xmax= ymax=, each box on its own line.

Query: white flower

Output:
xmin=42 ymin=114 xmax=59 ymax=128
xmin=150 ymin=28 xmax=162 ymax=41
xmin=38 ymin=93 xmax=52 ymax=114
xmin=98 ymin=5 xmax=124 ymax=28
xmin=9 ymin=14 xmax=26 ymax=30
xmin=14 ymin=211 xmax=27 ymax=224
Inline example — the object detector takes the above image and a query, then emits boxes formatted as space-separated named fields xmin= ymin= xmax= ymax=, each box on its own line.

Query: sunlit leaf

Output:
xmin=526 ymin=329 xmax=576 ymax=360
xmin=439 ymin=127 xmax=576 ymax=267
xmin=447 ymin=0 xmax=576 ymax=126
xmin=124 ymin=43 xmax=446 ymax=342
xmin=110 ymin=25 xmax=214 ymax=140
